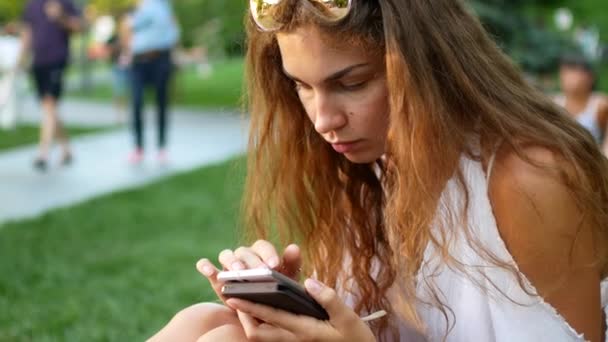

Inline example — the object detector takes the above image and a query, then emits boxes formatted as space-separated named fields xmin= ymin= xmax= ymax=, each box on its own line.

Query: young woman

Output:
xmin=149 ymin=1 xmax=608 ymax=341
xmin=556 ymin=55 xmax=608 ymax=156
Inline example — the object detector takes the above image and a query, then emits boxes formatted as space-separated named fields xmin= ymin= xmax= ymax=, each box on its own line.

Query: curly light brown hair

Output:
xmin=241 ymin=0 xmax=608 ymax=339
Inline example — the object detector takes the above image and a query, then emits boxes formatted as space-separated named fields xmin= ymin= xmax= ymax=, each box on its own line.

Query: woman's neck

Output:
xmin=564 ymin=91 xmax=593 ymax=114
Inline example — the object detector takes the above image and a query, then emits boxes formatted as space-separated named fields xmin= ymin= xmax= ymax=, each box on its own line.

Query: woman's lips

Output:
xmin=331 ymin=140 xmax=362 ymax=153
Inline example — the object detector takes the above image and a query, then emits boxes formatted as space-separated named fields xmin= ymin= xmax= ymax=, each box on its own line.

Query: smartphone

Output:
xmin=217 ymin=269 xmax=329 ymax=320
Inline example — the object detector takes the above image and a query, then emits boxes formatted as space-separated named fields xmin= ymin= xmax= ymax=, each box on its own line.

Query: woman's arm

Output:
xmin=17 ymin=24 xmax=31 ymax=69
xmin=488 ymin=144 xmax=603 ymax=342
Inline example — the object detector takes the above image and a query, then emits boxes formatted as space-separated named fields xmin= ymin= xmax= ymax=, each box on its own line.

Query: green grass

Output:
xmin=0 ymin=124 xmax=108 ymax=151
xmin=0 ymin=157 xmax=246 ymax=341
xmin=69 ymin=58 xmax=245 ymax=110
xmin=171 ymin=59 xmax=245 ymax=109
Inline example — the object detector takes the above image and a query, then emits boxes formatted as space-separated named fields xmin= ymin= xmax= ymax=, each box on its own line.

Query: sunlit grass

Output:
xmin=0 ymin=124 xmax=109 ymax=151
xmin=69 ymin=58 xmax=245 ymax=110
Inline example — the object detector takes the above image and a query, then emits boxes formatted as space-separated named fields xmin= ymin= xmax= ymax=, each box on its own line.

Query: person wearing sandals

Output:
xmin=20 ymin=0 xmax=83 ymax=170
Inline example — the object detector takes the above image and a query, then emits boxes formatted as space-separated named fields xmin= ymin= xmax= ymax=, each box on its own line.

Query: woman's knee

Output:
xmin=177 ymin=303 xmax=236 ymax=327
xmin=196 ymin=324 xmax=247 ymax=342
xmin=147 ymin=302 xmax=238 ymax=342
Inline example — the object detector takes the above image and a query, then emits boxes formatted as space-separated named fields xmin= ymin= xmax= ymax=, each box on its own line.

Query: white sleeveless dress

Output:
xmin=344 ymin=154 xmax=608 ymax=341
xmin=411 ymin=154 xmax=608 ymax=341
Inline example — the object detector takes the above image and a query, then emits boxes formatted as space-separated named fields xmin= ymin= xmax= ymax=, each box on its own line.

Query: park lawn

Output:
xmin=69 ymin=58 xmax=245 ymax=110
xmin=171 ymin=58 xmax=245 ymax=109
xmin=0 ymin=124 xmax=108 ymax=152
xmin=0 ymin=157 xmax=246 ymax=341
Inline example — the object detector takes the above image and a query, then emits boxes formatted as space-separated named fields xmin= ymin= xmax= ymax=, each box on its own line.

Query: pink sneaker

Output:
xmin=128 ymin=149 xmax=144 ymax=164
xmin=157 ymin=149 xmax=169 ymax=165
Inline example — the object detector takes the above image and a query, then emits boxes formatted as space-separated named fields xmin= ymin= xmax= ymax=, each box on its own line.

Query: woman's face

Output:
xmin=559 ymin=65 xmax=593 ymax=95
xmin=276 ymin=25 xmax=389 ymax=164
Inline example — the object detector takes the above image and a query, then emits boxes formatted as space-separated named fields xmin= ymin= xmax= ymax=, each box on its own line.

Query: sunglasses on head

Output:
xmin=249 ymin=0 xmax=352 ymax=31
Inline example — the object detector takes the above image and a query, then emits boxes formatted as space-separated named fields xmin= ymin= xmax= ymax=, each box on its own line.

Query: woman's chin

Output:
xmin=343 ymin=151 xmax=382 ymax=164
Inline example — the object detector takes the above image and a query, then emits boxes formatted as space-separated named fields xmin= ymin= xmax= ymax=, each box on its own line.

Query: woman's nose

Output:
xmin=312 ymin=93 xmax=347 ymax=135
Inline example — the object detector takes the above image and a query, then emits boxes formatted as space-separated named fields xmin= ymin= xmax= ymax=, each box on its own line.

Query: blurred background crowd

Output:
xmin=0 ymin=0 xmax=606 ymax=134
xmin=0 ymin=0 xmax=606 ymax=165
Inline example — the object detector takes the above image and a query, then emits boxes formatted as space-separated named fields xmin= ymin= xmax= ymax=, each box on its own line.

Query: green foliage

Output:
xmin=470 ymin=0 xmax=571 ymax=74
xmin=0 ymin=0 xmax=26 ymax=22
xmin=470 ymin=0 xmax=606 ymax=74
xmin=173 ymin=0 xmax=247 ymax=56
xmin=569 ymin=2 xmax=608 ymax=42
xmin=89 ymin=0 xmax=135 ymax=16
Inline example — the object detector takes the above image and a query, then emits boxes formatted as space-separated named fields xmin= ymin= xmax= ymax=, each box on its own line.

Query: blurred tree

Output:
xmin=89 ymin=0 xmax=135 ymax=16
xmin=470 ymin=0 xmax=575 ymax=75
xmin=0 ymin=0 xmax=27 ymax=23
xmin=173 ymin=0 xmax=247 ymax=57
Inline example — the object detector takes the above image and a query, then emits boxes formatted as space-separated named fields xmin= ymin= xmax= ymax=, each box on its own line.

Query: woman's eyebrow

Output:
xmin=282 ymin=63 xmax=370 ymax=84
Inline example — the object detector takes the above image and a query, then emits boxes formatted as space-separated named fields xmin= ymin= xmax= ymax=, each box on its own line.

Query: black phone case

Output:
xmin=222 ymin=282 xmax=329 ymax=320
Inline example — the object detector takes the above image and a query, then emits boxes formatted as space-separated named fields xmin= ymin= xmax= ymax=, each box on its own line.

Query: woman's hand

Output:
xmin=196 ymin=240 xmax=302 ymax=303
xmin=226 ymin=278 xmax=377 ymax=342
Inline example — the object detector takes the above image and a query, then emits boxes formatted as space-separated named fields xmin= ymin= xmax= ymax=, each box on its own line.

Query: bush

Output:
xmin=174 ymin=0 xmax=247 ymax=57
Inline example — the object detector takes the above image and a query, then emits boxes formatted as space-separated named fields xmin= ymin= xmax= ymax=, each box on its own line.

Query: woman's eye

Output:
xmin=340 ymin=81 xmax=367 ymax=91
xmin=294 ymin=82 xmax=310 ymax=92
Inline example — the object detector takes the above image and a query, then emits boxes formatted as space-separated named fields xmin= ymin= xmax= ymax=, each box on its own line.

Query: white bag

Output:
xmin=0 ymin=35 xmax=21 ymax=130
xmin=0 ymin=70 xmax=18 ymax=129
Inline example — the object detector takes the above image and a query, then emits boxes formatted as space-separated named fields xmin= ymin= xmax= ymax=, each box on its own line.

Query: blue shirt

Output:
xmin=23 ymin=0 xmax=80 ymax=66
xmin=130 ymin=0 xmax=179 ymax=55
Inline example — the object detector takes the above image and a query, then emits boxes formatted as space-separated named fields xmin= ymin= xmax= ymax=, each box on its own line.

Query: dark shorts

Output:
xmin=31 ymin=62 xmax=66 ymax=99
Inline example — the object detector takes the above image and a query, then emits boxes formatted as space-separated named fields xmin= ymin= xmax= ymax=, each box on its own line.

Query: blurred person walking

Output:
xmin=19 ymin=0 xmax=83 ymax=171
xmin=555 ymin=54 xmax=608 ymax=155
xmin=104 ymin=13 xmax=131 ymax=124
xmin=125 ymin=0 xmax=179 ymax=164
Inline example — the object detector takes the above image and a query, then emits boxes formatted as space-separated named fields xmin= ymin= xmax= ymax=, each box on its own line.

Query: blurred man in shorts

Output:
xmin=20 ymin=0 xmax=83 ymax=170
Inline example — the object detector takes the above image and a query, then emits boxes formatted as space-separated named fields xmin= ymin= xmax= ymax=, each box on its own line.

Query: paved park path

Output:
xmin=0 ymin=98 xmax=248 ymax=225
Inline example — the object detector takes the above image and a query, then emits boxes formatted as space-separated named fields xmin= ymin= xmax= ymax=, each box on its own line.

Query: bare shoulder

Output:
xmin=487 ymin=143 xmax=602 ymax=341
xmin=488 ymin=143 xmax=586 ymax=245
xmin=489 ymin=144 xmax=572 ymax=213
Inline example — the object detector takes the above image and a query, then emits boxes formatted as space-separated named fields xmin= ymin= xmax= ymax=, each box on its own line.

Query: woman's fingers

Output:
xmin=229 ymin=299 xmax=324 ymax=340
xmin=251 ymin=240 xmax=281 ymax=268
xmin=227 ymin=281 xmax=376 ymax=342
xmin=234 ymin=246 xmax=271 ymax=269
xmin=196 ymin=258 xmax=228 ymax=303
xmin=304 ymin=278 xmax=359 ymax=327
xmin=236 ymin=309 xmax=296 ymax=342
xmin=302 ymin=279 xmax=377 ymax=341
xmin=218 ymin=249 xmax=246 ymax=271
xmin=280 ymin=244 xmax=302 ymax=279
xmin=235 ymin=309 xmax=258 ymax=332
xmin=218 ymin=241 xmax=283 ymax=271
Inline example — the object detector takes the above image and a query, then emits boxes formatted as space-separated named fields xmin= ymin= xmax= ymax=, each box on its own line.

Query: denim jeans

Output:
xmin=130 ymin=50 xmax=173 ymax=150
